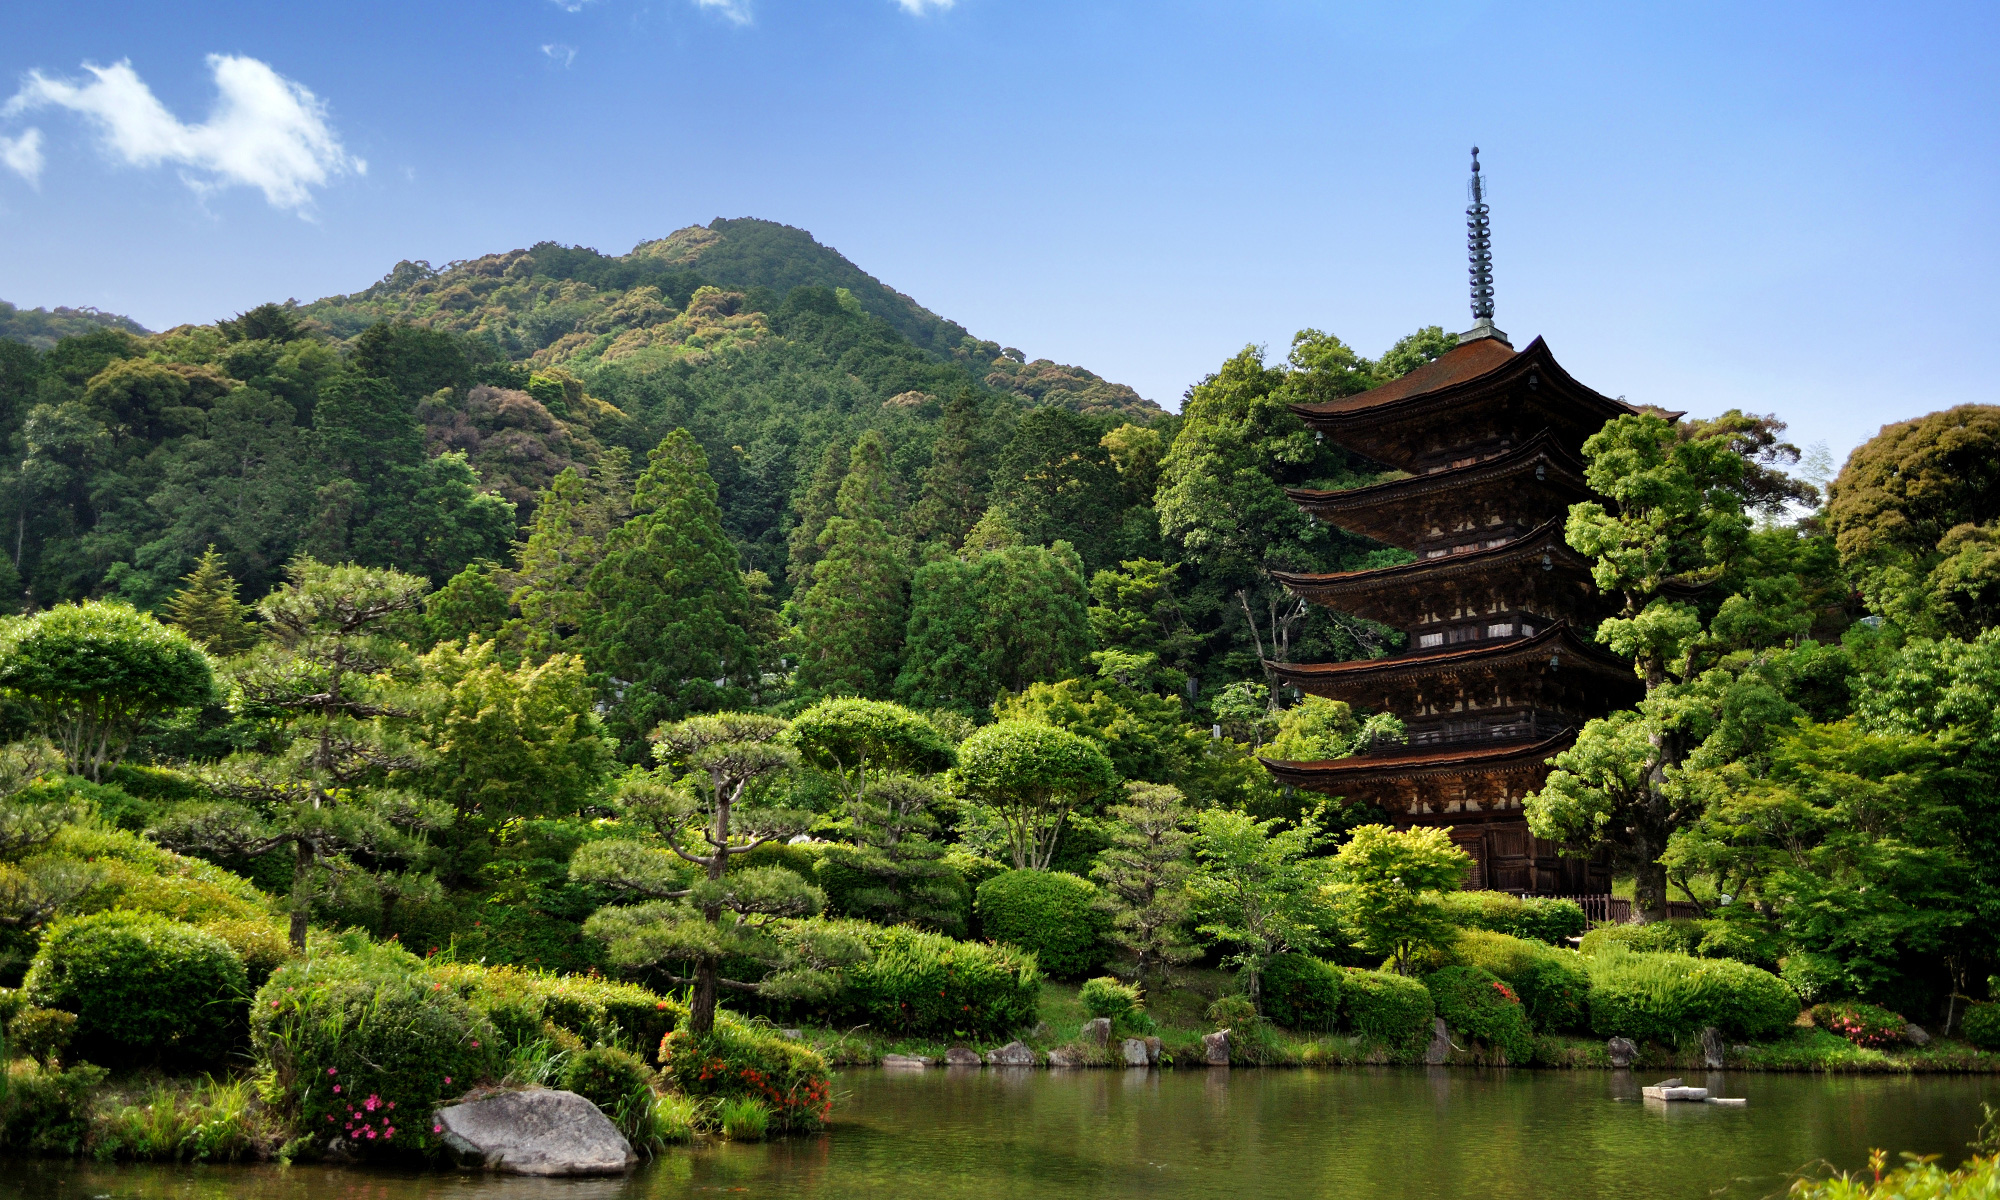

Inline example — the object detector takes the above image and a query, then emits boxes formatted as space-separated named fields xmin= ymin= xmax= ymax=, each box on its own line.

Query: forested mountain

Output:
xmin=0 ymin=300 xmax=148 ymax=350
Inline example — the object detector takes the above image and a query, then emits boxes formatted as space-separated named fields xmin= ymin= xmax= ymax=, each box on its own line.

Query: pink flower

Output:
xmin=433 ymin=1124 xmax=443 ymax=1134
xmin=444 ymin=1077 xmax=452 ymax=1085
xmin=327 ymin=1068 xmax=338 ymax=1076
xmin=327 ymin=1115 xmax=334 ymax=1123
xmin=470 ymin=1040 xmax=480 ymax=1048
xmin=350 ymin=1131 xmax=361 ymax=1140
xmin=271 ymin=1000 xmax=280 ymax=1008
xmin=387 ymin=1101 xmax=395 ymax=1110
xmin=332 ymin=1085 xmax=341 ymax=1094
xmin=366 ymin=1130 xmax=377 ymax=1139
xmin=384 ymin=1127 xmax=394 ymax=1138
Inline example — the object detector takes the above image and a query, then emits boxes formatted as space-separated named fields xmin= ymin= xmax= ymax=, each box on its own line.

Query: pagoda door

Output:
xmin=1450 ymin=829 xmax=1487 ymax=891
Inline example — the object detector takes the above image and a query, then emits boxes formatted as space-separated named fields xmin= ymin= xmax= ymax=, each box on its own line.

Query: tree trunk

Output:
xmin=690 ymin=960 xmax=719 ymax=1035
xmin=1634 ymin=860 xmax=1670 ymax=924
xmin=289 ymin=839 xmax=312 ymax=952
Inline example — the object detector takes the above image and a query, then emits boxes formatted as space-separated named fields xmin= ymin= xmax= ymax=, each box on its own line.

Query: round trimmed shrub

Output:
xmin=1453 ymin=928 xmax=1590 ymax=1034
xmin=252 ymin=941 xmax=505 ymax=1158
xmin=1080 ymin=976 xmax=1143 ymax=1021
xmin=1425 ymin=965 xmax=1533 ymax=1063
xmin=1439 ymin=891 xmax=1587 ymax=944
xmin=658 ymin=1020 xmax=832 ymax=1132
xmin=561 ymin=1045 xmax=655 ymax=1113
xmin=1586 ymin=948 xmax=1797 ymax=1042
xmin=1340 ymin=968 xmax=1434 ymax=1049
xmin=974 ymin=869 xmax=1107 ymax=979
xmin=1809 ymin=1001 xmax=1906 ymax=1048
xmin=1579 ymin=919 xmax=1703 ymax=958
xmin=24 ymin=910 xmax=247 ymax=1068
xmin=1259 ymin=954 xmax=1343 ymax=1030
xmin=1962 ymin=1002 xmax=2000 ymax=1051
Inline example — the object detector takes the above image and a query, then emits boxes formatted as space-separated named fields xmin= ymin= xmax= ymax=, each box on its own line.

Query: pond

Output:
xmin=9 ymin=1067 xmax=1997 ymax=1200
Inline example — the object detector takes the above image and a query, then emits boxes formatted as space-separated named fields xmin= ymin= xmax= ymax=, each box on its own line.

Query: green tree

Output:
xmin=1188 ymin=805 xmax=1339 ymax=1003
xmin=423 ymin=562 xmax=510 ymax=650
xmin=1527 ymin=412 xmax=1756 ymax=920
xmin=1827 ymin=404 xmax=2000 ymax=637
xmin=793 ymin=432 xmax=906 ymax=698
xmin=954 ymin=721 xmax=1117 ymax=870
xmin=990 ymin=406 xmax=1124 ymax=571
xmin=509 ymin=451 xmax=632 ymax=659
xmin=1330 ymin=824 xmax=1471 ymax=976
xmin=1087 ymin=558 xmax=1199 ymax=671
xmin=996 ymin=652 xmax=1194 ymax=785
xmin=152 ymin=559 xmax=450 ymax=949
xmin=573 ymin=714 xmax=862 ymax=1034
xmin=581 ymin=432 xmax=758 ymax=748
xmin=784 ymin=439 xmax=849 ymax=594
xmin=909 ymin=393 xmax=987 ymax=551
xmin=1091 ymin=781 xmax=1198 ymax=991
xmin=416 ymin=637 xmax=615 ymax=822
xmin=0 ymin=601 xmax=216 ymax=780
xmin=896 ymin=539 xmax=1092 ymax=714
xmin=163 ymin=545 xmax=261 ymax=656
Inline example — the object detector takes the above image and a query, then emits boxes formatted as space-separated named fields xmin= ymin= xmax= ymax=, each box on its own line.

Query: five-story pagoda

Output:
xmin=1259 ymin=149 xmax=1656 ymax=894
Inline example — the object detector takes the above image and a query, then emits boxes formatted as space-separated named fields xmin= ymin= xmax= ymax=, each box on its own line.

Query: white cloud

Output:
xmin=547 ymin=0 xmax=596 ymax=10
xmin=0 ymin=129 xmax=42 ymax=184
xmin=541 ymin=43 xmax=579 ymax=67
xmin=4 ymin=55 xmax=361 ymax=210
xmin=893 ymin=0 xmax=955 ymax=12
xmin=693 ymin=0 xmax=753 ymax=25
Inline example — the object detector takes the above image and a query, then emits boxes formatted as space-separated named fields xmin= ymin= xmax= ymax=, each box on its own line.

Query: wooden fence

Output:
xmin=1509 ymin=894 xmax=1704 ymax=925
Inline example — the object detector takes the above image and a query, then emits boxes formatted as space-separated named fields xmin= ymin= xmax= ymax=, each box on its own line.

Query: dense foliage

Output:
xmin=974 ymin=869 xmax=1108 ymax=979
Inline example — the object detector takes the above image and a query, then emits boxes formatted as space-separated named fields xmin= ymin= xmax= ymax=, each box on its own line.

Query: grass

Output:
xmin=717 ymin=1096 xmax=769 ymax=1141
xmin=91 ymin=1075 xmax=267 ymax=1162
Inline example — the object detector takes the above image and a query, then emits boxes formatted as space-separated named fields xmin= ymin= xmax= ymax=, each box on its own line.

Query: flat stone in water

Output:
xmin=434 ymin=1088 xmax=635 ymax=1176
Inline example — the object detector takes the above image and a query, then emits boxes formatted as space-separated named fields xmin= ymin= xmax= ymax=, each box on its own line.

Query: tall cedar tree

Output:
xmin=510 ymin=449 xmax=632 ymax=659
xmin=575 ymin=714 xmax=862 ymax=1034
xmin=909 ymin=392 xmax=986 ymax=551
xmin=784 ymin=439 xmax=849 ymax=595
xmin=1091 ymin=781 xmax=1199 ymax=991
xmin=895 ymin=535 xmax=1092 ymax=714
xmin=794 ymin=431 xmax=906 ymax=698
xmin=990 ymin=406 xmax=1124 ymax=572
xmin=581 ymin=432 xmax=757 ymax=749
xmin=153 ymin=559 xmax=451 ymax=949
xmin=164 ymin=545 xmax=261 ymax=655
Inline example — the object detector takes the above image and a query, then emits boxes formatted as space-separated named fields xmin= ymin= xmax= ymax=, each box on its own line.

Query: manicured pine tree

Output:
xmin=794 ymin=431 xmax=906 ymax=698
xmin=580 ymin=432 xmax=757 ymax=749
xmin=164 ymin=545 xmax=261 ymax=655
xmin=1092 ymin=781 xmax=1200 ymax=993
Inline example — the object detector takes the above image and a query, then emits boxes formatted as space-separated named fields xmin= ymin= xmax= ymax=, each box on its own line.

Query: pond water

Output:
xmin=8 ymin=1067 xmax=1997 ymax=1200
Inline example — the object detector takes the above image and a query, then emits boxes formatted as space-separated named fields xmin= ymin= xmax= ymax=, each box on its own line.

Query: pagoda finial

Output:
xmin=1459 ymin=146 xmax=1510 ymax=346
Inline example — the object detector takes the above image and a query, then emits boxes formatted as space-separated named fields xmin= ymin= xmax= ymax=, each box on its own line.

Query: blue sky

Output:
xmin=2 ymin=1 xmax=1995 ymax=467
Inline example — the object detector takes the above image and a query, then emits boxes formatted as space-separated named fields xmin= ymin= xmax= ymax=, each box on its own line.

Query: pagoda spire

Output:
xmin=1460 ymin=146 xmax=1509 ymax=346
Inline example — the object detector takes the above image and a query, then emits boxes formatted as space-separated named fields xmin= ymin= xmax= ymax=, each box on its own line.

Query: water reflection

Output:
xmin=5 ymin=1068 xmax=1994 ymax=1200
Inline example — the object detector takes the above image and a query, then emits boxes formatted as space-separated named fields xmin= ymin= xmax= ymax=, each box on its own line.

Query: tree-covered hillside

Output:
xmin=0 ymin=301 xmax=149 ymax=351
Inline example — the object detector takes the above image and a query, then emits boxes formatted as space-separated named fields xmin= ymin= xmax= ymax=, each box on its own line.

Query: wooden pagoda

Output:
xmin=1259 ymin=150 xmax=1654 ymax=894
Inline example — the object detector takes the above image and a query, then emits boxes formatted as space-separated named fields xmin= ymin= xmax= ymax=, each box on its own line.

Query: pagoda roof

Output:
xmin=1259 ymin=728 xmax=1574 ymax=789
xmin=1269 ymin=515 xmax=1593 ymax=623
xmin=1283 ymin=430 xmax=1591 ymax=546
xmin=1267 ymin=621 xmax=1637 ymax=698
xmin=1288 ymin=337 xmax=1673 ymax=471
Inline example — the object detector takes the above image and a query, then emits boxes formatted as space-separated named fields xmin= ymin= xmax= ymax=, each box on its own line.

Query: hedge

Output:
xmin=1586 ymin=947 xmax=1798 ymax=1042
xmin=1260 ymin=954 xmax=1343 ymax=1031
xmin=1958 ymin=1002 xmax=2000 ymax=1052
xmin=1424 ymin=965 xmax=1533 ymax=1062
xmin=1579 ymin=919 xmax=1704 ymax=958
xmin=974 ymin=869 xmax=1107 ymax=979
xmin=796 ymin=919 xmax=1039 ymax=1038
xmin=24 ymin=910 xmax=248 ymax=1069
xmin=1809 ymin=1001 xmax=1906 ymax=1048
xmin=1439 ymin=891 xmax=1587 ymax=945
xmin=658 ymin=1020 xmax=832 ymax=1132
xmin=426 ymin=961 xmax=684 ymax=1054
xmin=252 ymin=939 xmax=506 ymax=1159
xmin=1340 ymin=968 xmax=1434 ymax=1050
xmin=1452 ymin=929 xmax=1590 ymax=1034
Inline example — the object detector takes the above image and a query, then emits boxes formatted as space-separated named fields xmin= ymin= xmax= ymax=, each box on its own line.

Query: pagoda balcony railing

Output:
xmin=1364 ymin=713 xmax=1574 ymax=754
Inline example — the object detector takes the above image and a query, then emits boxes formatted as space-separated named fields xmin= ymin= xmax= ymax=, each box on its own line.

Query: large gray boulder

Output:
xmin=1121 ymin=1038 xmax=1150 ymax=1066
xmin=1046 ymin=1046 xmax=1086 ymax=1068
xmin=944 ymin=1045 xmax=982 ymax=1066
xmin=1605 ymin=1037 xmax=1638 ymax=1067
xmin=1906 ymin=1023 xmax=1932 ymax=1047
xmin=1424 ymin=1019 xmax=1452 ymax=1065
xmin=433 ymin=1088 xmax=635 ymax=1176
xmin=1699 ymin=1026 xmax=1725 ymax=1069
xmin=1081 ymin=1017 xmax=1112 ymax=1046
xmin=986 ymin=1040 xmax=1037 ymax=1066
xmin=1202 ymin=1029 xmax=1231 ymax=1066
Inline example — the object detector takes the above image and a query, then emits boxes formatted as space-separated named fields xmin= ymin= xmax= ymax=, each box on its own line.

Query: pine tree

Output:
xmin=784 ymin=439 xmax=849 ymax=595
xmin=152 ymin=558 xmax=450 ymax=949
xmin=1092 ymin=782 xmax=1200 ymax=992
xmin=580 ymin=432 xmax=757 ymax=748
xmin=793 ymin=432 xmax=906 ymax=698
xmin=164 ymin=545 xmax=260 ymax=655
xmin=909 ymin=392 xmax=986 ymax=551
xmin=511 ymin=449 xmax=631 ymax=658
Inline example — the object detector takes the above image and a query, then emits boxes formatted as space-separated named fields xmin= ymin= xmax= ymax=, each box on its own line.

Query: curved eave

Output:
xmin=1265 ymin=621 xmax=1634 ymax=689
xmin=1259 ymin=729 xmax=1575 ymax=786
xmin=1289 ymin=336 xmax=1675 ymax=433
xmin=1283 ymin=431 xmax=1589 ymax=527
xmin=1269 ymin=515 xmax=1588 ymax=600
